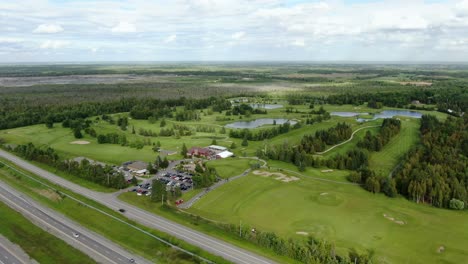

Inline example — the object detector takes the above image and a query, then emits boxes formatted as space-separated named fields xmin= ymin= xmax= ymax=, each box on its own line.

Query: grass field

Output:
xmin=206 ymin=158 xmax=253 ymax=178
xmin=188 ymin=169 xmax=468 ymax=264
xmin=118 ymin=192 xmax=298 ymax=264
xmin=0 ymin=201 xmax=96 ymax=264
xmin=369 ymin=118 xmax=420 ymax=176
xmin=0 ymin=159 xmax=229 ymax=264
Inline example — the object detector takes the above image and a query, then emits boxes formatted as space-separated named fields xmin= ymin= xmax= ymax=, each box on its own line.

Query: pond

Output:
xmin=331 ymin=112 xmax=367 ymax=117
xmin=331 ymin=110 xmax=423 ymax=122
xmin=249 ymin=103 xmax=283 ymax=109
xmin=225 ymin=118 xmax=297 ymax=129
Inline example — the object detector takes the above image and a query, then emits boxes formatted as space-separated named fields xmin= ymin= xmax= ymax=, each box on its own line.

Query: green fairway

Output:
xmin=188 ymin=170 xmax=468 ymax=264
xmin=206 ymin=158 xmax=253 ymax=178
xmin=0 ymin=201 xmax=96 ymax=264
xmin=369 ymin=118 xmax=420 ymax=176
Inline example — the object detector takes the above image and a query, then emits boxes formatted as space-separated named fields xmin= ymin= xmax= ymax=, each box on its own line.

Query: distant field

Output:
xmin=188 ymin=170 xmax=468 ymax=264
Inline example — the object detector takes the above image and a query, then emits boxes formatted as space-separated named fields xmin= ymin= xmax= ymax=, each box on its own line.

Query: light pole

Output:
xmin=239 ymin=220 xmax=242 ymax=237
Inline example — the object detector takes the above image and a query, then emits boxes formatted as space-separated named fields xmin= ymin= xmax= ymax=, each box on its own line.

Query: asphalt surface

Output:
xmin=0 ymin=149 xmax=276 ymax=264
xmin=0 ymin=181 xmax=150 ymax=264
xmin=0 ymin=243 xmax=23 ymax=264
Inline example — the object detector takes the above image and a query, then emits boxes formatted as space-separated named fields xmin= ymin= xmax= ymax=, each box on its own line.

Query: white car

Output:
xmin=73 ymin=232 xmax=80 ymax=238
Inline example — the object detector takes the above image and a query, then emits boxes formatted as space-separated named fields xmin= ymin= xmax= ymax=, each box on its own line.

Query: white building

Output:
xmin=208 ymin=145 xmax=227 ymax=152
xmin=216 ymin=151 xmax=234 ymax=159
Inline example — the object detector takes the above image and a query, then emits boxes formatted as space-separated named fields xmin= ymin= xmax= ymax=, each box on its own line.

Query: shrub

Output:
xmin=449 ymin=199 xmax=465 ymax=210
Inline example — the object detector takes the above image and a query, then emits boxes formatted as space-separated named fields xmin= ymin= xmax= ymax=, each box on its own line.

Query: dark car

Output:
xmin=118 ymin=208 xmax=126 ymax=213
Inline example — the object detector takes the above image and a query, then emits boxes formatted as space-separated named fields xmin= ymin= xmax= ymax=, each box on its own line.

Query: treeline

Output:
xmin=228 ymin=104 xmax=267 ymax=116
xmin=300 ymin=123 xmax=352 ymax=153
xmin=0 ymin=96 xmax=231 ymax=130
xmin=97 ymin=132 xmax=152 ymax=149
xmin=130 ymin=97 xmax=230 ymax=120
xmin=393 ymin=115 xmax=468 ymax=209
xmin=327 ymin=86 xmax=467 ymax=115
xmin=257 ymin=123 xmax=354 ymax=171
xmin=229 ymin=122 xmax=300 ymax=141
xmin=357 ymin=119 xmax=401 ymax=151
xmin=8 ymin=143 xmax=126 ymax=188
xmin=207 ymin=222 xmax=371 ymax=264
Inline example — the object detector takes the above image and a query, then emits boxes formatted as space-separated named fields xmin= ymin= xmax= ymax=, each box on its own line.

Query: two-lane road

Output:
xmin=0 ymin=149 xmax=276 ymax=264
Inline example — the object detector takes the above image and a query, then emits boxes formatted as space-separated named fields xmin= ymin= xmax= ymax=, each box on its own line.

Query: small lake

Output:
xmin=331 ymin=112 xmax=368 ymax=117
xmin=225 ymin=118 xmax=296 ymax=129
xmin=331 ymin=110 xmax=423 ymax=122
xmin=250 ymin=103 xmax=283 ymax=109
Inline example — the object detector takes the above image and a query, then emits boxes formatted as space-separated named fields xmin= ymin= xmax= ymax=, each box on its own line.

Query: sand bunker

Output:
xmin=321 ymin=169 xmax=333 ymax=173
xmin=252 ymin=170 xmax=299 ymax=182
xmin=296 ymin=231 xmax=309 ymax=236
xmin=70 ymin=140 xmax=90 ymax=145
xmin=399 ymin=81 xmax=432 ymax=86
xmin=437 ymin=246 xmax=445 ymax=253
xmin=320 ymin=192 xmax=329 ymax=196
xmin=383 ymin=213 xmax=405 ymax=225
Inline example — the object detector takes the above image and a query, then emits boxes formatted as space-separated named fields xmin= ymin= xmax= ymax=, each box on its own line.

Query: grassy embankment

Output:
xmin=0 ymin=202 xmax=96 ymax=264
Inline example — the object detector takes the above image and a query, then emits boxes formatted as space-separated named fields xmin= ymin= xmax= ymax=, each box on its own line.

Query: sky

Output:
xmin=1 ymin=0 xmax=468 ymax=62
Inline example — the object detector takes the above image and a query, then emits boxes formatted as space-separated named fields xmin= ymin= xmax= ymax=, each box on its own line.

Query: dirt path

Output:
xmin=315 ymin=125 xmax=380 ymax=155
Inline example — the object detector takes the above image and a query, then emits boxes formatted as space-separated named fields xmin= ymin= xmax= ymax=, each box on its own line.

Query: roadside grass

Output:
xmin=0 ymin=202 xmax=96 ymax=264
xmin=119 ymin=192 xmax=299 ymax=264
xmin=369 ymin=118 xmax=420 ymax=176
xmin=188 ymin=171 xmax=468 ymax=264
xmin=0 ymin=159 xmax=231 ymax=264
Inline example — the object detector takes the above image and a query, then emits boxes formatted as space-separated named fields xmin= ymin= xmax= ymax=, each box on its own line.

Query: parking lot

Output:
xmin=129 ymin=164 xmax=194 ymax=197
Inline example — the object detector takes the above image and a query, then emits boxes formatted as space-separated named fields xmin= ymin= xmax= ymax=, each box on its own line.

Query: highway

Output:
xmin=0 ymin=149 xmax=276 ymax=264
xmin=0 ymin=241 xmax=24 ymax=264
xmin=0 ymin=181 xmax=150 ymax=264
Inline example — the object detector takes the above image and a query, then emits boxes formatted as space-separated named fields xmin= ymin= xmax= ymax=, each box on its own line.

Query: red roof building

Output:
xmin=187 ymin=147 xmax=212 ymax=158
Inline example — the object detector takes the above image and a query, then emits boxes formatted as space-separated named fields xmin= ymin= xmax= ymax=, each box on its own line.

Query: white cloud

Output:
xmin=111 ymin=22 xmax=136 ymax=33
xmin=164 ymin=34 xmax=177 ymax=43
xmin=1 ymin=0 xmax=468 ymax=61
xmin=291 ymin=39 xmax=305 ymax=47
xmin=231 ymin=31 xmax=245 ymax=40
xmin=40 ymin=40 xmax=69 ymax=49
xmin=33 ymin=24 xmax=64 ymax=34
xmin=0 ymin=37 xmax=24 ymax=43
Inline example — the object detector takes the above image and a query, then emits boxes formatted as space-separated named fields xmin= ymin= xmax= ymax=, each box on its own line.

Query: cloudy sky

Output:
xmin=1 ymin=0 xmax=468 ymax=62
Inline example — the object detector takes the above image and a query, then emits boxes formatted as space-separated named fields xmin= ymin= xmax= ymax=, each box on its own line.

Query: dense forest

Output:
xmin=357 ymin=119 xmax=401 ymax=151
xmin=229 ymin=122 xmax=301 ymax=141
xmin=393 ymin=115 xmax=468 ymax=209
xmin=0 ymin=96 xmax=230 ymax=130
